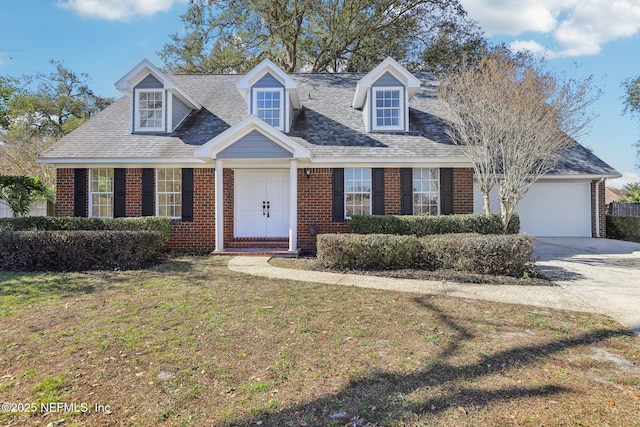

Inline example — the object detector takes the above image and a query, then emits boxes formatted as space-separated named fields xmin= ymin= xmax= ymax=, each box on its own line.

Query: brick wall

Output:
xmin=55 ymin=168 xmax=75 ymax=217
xmin=54 ymin=166 xmax=476 ymax=253
xmin=297 ymin=168 xmax=349 ymax=252
xmin=591 ymin=179 xmax=606 ymax=238
xmin=453 ymin=168 xmax=474 ymax=214
xmin=167 ymin=168 xmax=216 ymax=252
xmin=223 ymin=169 xmax=234 ymax=245
xmin=126 ymin=168 xmax=143 ymax=217
xmin=384 ymin=168 xmax=401 ymax=215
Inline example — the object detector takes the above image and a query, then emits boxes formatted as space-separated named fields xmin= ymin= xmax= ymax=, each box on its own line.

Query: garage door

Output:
xmin=473 ymin=181 xmax=592 ymax=237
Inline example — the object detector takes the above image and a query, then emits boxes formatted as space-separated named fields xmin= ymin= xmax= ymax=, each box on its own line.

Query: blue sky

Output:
xmin=1 ymin=0 xmax=639 ymax=186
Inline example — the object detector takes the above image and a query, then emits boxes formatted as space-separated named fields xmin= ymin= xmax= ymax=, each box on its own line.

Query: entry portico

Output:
xmin=195 ymin=115 xmax=311 ymax=253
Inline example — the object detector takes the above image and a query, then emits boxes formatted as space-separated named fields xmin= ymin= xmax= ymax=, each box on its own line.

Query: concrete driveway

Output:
xmin=535 ymin=237 xmax=640 ymax=333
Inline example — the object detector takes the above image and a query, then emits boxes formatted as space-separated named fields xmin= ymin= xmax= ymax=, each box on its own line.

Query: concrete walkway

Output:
xmin=228 ymin=256 xmax=599 ymax=314
xmin=229 ymin=237 xmax=640 ymax=333
xmin=535 ymin=237 xmax=640 ymax=334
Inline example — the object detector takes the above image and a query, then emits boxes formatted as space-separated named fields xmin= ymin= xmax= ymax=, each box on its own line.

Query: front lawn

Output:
xmin=0 ymin=256 xmax=638 ymax=426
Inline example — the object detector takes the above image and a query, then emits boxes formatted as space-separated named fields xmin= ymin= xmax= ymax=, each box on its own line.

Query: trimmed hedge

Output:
xmin=349 ymin=213 xmax=519 ymax=236
xmin=0 ymin=230 xmax=165 ymax=271
xmin=607 ymin=215 xmax=640 ymax=239
xmin=317 ymin=233 xmax=534 ymax=277
xmin=0 ymin=216 xmax=172 ymax=245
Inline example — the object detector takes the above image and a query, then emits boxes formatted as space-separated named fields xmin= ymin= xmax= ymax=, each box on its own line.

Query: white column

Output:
xmin=289 ymin=159 xmax=298 ymax=252
xmin=214 ymin=159 xmax=224 ymax=252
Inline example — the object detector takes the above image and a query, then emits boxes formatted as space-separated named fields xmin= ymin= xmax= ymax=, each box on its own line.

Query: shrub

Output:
xmin=317 ymin=232 xmax=534 ymax=277
xmin=317 ymin=233 xmax=426 ymax=270
xmin=421 ymin=233 xmax=534 ymax=276
xmin=607 ymin=215 xmax=640 ymax=239
xmin=0 ymin=216 xmax=172 ymax=245
xmin=0 ymin=230 xmax=165 ymax=271
xmin=349 ymin=213 xmax=519 ymax=236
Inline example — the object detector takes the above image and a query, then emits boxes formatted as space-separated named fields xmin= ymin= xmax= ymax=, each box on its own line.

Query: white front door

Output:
xmin=234 ymin=170 xmax=290 ymax=238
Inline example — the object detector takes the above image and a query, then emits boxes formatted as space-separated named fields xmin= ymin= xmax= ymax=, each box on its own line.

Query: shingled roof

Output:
xmin=40 ymin=71 xmax=619 ymax=177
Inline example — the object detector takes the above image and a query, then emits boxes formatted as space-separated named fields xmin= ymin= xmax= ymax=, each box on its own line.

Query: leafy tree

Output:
xmin=0 ymin=61 xmax=113 ymax=186
xmin=159 ymin=0 xmax=485 ymax=74
xmin=0 ymin=175 xmax=50 ymax=217
xmin=438 ymin=52 xmax=599 ymax=231
xmin=0 ymin=76 xmax=20 ymax=129
xmin=621 ymin=182 xmax=640 ymax=203
xmin=622 ymin=76 xmax=640 ymax=168
xmin=7 ymin=60 xmax=113 ymax=138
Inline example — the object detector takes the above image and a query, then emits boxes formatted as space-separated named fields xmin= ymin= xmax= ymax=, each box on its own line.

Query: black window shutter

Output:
xmin=372 ymin=168 xmax=385 ymax=215
xmin=182 ymin=168 xmax=194 ymax=222
xmin=74 ymin=168 xmax=87 ymax=217
xmin=141 ymin=168 xmax=155 ymax=216
xmin=113 ymin=168 xmax=126 ymax=218
xmin=440 ymin=168 xmax=453 ymax=215
xmin=400 ymin=168 xmax=413 ymax=215
xmin=332 ymin=168 xmax=345 ymax=222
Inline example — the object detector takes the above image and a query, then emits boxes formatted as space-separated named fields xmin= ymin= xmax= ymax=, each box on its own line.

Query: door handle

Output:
xmin=262 ymin=201 xmax=266 ymax=216
xmin=266 ymin=201 xmax=270 ymax=218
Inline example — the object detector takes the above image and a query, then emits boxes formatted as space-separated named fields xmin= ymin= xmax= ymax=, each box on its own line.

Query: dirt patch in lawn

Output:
xmin=270 ymin=257 xmax=554 ymax=286
xmin=1 ymin=256 xmax=638 ymax=427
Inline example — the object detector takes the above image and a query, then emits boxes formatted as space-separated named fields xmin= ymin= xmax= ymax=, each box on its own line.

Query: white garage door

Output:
xmin=473 ymin=181 xmax=592 ymax=237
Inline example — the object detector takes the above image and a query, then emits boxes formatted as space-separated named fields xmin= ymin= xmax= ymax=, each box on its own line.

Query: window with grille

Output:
xmin=156 ymin=168 xmax=182 ymax=218
xmin=345 ymin=168 xmax=372 ymax=218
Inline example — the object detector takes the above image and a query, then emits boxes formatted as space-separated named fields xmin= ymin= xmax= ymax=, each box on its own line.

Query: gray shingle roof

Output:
xmin=41 ymin=71 xmax=618 ymax=176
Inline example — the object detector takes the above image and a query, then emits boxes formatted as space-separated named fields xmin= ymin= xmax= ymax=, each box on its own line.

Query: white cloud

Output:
xmin=509 ymin=40 xmax=556 ymax=58
xmin=608 ymin=172 xmax=640 ymax=189
xmin=460 ymin=0 xmax=640 ymax=58
xmin=58 ymin=0 xmax=183 ymax=22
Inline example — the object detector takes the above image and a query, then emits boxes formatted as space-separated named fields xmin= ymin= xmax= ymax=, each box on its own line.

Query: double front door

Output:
xmin=234 ymin=170 xmax=290 ymax=238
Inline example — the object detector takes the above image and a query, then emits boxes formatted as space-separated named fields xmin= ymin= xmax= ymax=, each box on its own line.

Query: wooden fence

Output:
xmin=608 ymin=201 xmax=640 ymax=216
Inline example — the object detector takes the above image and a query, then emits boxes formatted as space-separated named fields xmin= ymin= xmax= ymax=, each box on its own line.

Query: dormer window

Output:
xmin=115 ymin=59 xmax=201 ymax=135
xmin=352 ymin=58 xmax=421 ymax=133
xmin=136 ymin=89 xmax=164 ymax=132
xmin=254 ymin=88 xmax=284 ymax=130
xmin=373 ymin=88 xmax=403 ymax=130
xmin=236 ymin=59 xmax=301 ymax=134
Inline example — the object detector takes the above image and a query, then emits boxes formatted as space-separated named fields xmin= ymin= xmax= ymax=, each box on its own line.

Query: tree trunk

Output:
xmin=499 ymin=199 xmax=515 ymax=233
xmin=482 ymin=193 xmax=491 ymax=215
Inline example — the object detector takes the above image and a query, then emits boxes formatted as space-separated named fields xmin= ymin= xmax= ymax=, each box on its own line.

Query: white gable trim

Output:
xmin=194 ymin=115 xmax=311 ymax=160
xmin=352 ymin=57 xmax=421 ymax=109
xmin=114 ymin=59 xmax=201 ymax=111
xmin=236 ymin=59 xmax=301 ymax=109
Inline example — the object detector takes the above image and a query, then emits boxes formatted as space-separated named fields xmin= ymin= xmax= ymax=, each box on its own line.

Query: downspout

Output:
xmin=595 ymin=177 xmax=605 ymax=238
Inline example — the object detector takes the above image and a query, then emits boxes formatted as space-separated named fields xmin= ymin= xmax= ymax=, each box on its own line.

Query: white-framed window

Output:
xmin=413 ymin=168 xmax=440 ymax=216
xmin=136 ymin=89 xmax=164 ymax=131
xmin=90 ymin=168 xmax=114 ymax=218
xmin=253 ymin=88 xmax=284 ymax=130
xmin=345 ymin=168 xmax=371 ymax=218
xmin=156 ymin=168 xmax=182 ymax=219
xmin=373 ymin=87 xmax=403 ymax=131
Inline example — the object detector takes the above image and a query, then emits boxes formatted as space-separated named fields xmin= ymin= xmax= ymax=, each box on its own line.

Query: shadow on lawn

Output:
xmin=0 ymin=272 xmax=95 ymax=299
xmin=222 ymin=296 xmax=634 ymax=426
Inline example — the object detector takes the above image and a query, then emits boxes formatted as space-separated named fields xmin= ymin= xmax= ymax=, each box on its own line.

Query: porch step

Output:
xmin=213 ymin=248 xmax=299 ymax=257
xmin=226 ymin=238 xmax=289 ymax=249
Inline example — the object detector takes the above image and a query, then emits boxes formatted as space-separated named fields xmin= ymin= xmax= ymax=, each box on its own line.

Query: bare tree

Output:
xmin=438 ymin=52 xmax=598 ymax=231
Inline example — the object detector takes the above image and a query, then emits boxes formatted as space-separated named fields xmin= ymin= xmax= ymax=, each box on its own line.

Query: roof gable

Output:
xmin=195 ymin=115 xmax=311 ymax=160
xmin=352 ymin=57 xmax=421 ymax=109
xmin=236 ymin=59 xmax=301 ymax=109
xmin=114 ymin=59 xmax=201 ymax=111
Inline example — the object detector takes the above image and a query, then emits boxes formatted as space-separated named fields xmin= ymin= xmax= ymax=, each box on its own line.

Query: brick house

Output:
xmin=39 ymin=58 xmax=619 ymax=254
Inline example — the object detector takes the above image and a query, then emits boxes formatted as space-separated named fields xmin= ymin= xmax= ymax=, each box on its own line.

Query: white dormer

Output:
xmin=236 ymin=59 xmax=301 ymax=133
xmin=115 ymin=59 xmax=201 ymax=134
xmin=352 ymin=57 xmax=421 ymax=133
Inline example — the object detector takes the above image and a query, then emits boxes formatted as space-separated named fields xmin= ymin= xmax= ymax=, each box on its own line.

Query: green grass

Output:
xmin=0 ymin=271 xmax=90 ymax=316
xmin=0 ymin=256 xmax=638 ymax=427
